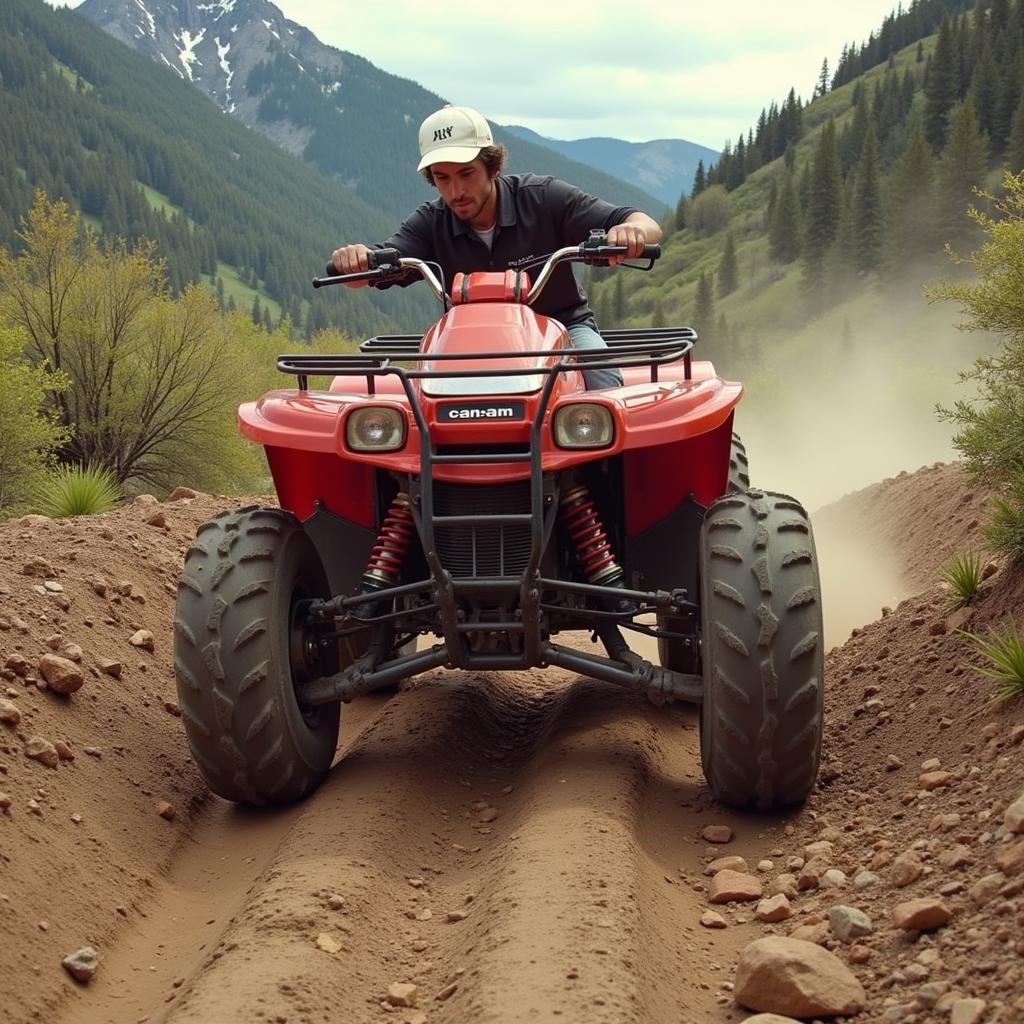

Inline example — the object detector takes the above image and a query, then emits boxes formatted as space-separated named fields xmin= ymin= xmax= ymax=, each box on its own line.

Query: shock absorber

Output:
xmin=559 ymin=484 xmax=623 ymax=585
xmin=354 ymin=493 xmax=413 ymax=619
xmin=363 ymin=492 xmax=414 ymax=586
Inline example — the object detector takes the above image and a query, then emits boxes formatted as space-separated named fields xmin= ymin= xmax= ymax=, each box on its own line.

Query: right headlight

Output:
xmin=345 ymin=407 xmax=406 ymax=452
xmin=553 ymin=403 xmax=614 ymax=449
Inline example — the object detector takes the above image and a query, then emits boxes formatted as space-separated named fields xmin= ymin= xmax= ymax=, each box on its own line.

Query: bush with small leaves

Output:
xmin=984 ymin=470 xmax=1024 ymax=562
xmin=940 ymin=550 xmax=985 ymax=609
xmin=961 ymin=618 xmax=1024 ymax=705
xmin=33 ymin=464 xmax=120 ymax=518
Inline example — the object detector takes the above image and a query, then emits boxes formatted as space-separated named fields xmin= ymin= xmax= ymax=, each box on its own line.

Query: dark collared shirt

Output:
xmin=377 ymin=173 xmax=638 ymax=327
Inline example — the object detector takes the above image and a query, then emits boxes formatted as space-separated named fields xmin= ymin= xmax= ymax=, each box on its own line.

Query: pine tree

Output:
xmin=936 ymin=100 xmax=990 ymax=242
xmin=1009 ymin=96 xmax=1024 ymax=172
xmin=613 ymin=274 xmax=625 ymax=325
xmin=815 ymin=58 xmax=830 ymax=98
xmin=251 ymin=294 xmax=262 ymax=325
xmin=916 ymin=41 xmax=924 ymax=63
xmin=717 ymin=232 xmax=739 ymax=297
xmin=972 ymin=42 xmax=1000 ymax=140
xmin=925 ymin=17 xmax=959 ymax=150
xmin=691 ymin=160 xmax=706 ymax=198
xmin=694 ymin=271 xmax=715 ymax=335
xmin=769 ymin=171 xmax=801 ymax=264
xmin=651 ymin=298 xmax=666 ymax=329
xmin=852 ymin=122 xmax=883 ymax=273
xmin=674 ymin=193 xmax=687 ymax=231
xmin=887 ymin=124 xmax=936 ymax=265
xmin=803 ymin=119 xmax=843 ymax=288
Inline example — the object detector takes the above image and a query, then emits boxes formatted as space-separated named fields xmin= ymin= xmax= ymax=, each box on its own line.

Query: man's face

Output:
xmin=430 ymin=158 xmax=496 ymax=226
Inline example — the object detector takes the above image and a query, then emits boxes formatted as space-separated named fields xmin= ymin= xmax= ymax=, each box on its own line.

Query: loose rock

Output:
xmin=62 ymin=947 xmax=99 ymax=982
xmin=128 ymin=630 xmax=155 ymax=653
xmin=733 ymin=936 xmax=865 ymax=1017
xmin=950 ymin=998 xmax=987 ymax=1024
xmin=709 ymin=869 xmax=762 ymax=904
xmin=24 ymin=736 xmax=59 ymax=769
xmin=387 ymin=983 xmax=418 ymax=1008
xmin=755 ymin=894 xmax=792 ymax=923
xmin=892 ymin=898 xmax=952 ymax=931
xmin=97 ymin=659 xmax=122 ymax=679
xmin=702 ymin=824 xmax=733 ymax=844
xmin=0 ymin=698 xmax=21 ymax=725
xmin=829 ymin=905 xmax=873 ymax=943
xmin=38 ymin=655 xmax=84 ymax=695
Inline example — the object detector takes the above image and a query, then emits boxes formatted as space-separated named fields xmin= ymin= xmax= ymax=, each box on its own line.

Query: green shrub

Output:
xmin=983 ymin=469 xmax=1024 ymax=561
xmin=961 ymin=618 xmax=1024 ymax=705
xmin=34 ymin=464 xmax=120 ymax=518
xmin=939 ymin=550 xmax=985 ymax=608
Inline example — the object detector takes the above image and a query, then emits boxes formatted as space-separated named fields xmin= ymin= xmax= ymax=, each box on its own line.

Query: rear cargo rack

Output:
xmin=276 ymin=326 xmax=695 ymax=671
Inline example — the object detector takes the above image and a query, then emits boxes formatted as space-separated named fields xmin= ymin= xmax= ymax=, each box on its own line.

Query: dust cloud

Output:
xmin=727 ymin=282 xmax=990 ymax=648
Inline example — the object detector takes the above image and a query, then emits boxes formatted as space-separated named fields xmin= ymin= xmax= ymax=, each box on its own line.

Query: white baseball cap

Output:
xmin=417 ymin=105 xmax=494 ymax=171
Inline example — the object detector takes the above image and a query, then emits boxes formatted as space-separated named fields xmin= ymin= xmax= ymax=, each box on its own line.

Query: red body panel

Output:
xmin=237 ymin=280 xmax=743 ymax=520
xmin=623 ymin=415 xmax=733 ymax=534
xmin=264 ymin=445 xmax=375 ymax=527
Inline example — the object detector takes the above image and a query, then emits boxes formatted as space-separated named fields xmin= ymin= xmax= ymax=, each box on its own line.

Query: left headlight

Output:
xmin=346 ymin=407 xmax=406 ymax=451
xmin=553 ymin=403 xmax=614 ymax=449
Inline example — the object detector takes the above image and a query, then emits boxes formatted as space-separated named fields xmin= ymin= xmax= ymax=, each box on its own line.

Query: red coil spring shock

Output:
xmin=559 ymin=485 xmax=623 ymax=585
xmin=363 ymin=493 xmax=414 ymax=585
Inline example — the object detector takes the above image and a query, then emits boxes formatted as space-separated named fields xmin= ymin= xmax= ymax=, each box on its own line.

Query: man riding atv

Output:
xmin=330 ymin=104 xmax=663 ymax=389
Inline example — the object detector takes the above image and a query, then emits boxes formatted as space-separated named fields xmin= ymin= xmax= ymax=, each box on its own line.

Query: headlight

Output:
xmin=554 ymin=403 xmax=614 ymax=449
xmin=346 ymin=407 xmax=406 ymax=451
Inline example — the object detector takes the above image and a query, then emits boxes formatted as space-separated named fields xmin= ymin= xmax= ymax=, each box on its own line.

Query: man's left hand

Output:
xmin=606 ymin=222 xmax=647 ymax=263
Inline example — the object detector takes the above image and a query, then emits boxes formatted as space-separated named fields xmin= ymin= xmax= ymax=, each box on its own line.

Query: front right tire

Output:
xmin=698 ymin=490 xmax=824 ymax=809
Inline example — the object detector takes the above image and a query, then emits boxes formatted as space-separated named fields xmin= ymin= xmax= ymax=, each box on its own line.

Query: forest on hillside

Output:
xmin=596 ymin=0 xmax=1024 ymax=364
xmin=0 ymin=0 xmax=433 ymax=339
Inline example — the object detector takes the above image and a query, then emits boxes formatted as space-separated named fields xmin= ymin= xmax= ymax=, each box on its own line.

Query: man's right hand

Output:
xmin=331 ymin=244 xmax=372 ymax=288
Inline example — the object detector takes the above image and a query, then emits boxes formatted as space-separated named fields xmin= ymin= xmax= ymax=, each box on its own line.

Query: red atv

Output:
xmin=173 ymin=235 xmax=824 ymax=810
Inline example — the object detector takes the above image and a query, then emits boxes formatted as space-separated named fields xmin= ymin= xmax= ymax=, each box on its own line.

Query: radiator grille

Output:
xmin=434 ymin=481 xmax=532 ymax=578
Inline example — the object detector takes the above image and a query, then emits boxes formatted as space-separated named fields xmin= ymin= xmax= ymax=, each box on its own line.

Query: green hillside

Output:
xmin=597 ymin=0 xmax=1019 ymax=362
xmin=586 ymin=0 xmax=1023 ymax=506
xmin=0 ymin=0 xmax=432 ymax=338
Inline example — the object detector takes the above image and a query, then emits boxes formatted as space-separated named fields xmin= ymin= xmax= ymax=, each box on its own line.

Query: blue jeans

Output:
xmin=567 ymin=324 xmax=623 ymax=390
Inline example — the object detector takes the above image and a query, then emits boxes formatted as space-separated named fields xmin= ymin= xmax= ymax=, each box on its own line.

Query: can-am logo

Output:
xmin=438 ymin=401 xmax=526 ymax=422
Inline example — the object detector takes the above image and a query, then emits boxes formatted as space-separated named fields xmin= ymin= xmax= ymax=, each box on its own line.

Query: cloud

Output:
xmin=282 ymin=0 xmax=900 ymax=147
xmin=46 ymin=0 xmax=902 ymax=147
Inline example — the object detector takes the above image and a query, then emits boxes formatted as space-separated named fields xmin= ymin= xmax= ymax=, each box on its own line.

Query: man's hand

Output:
xmin=331 ymin=244 xmax=372 ymax=288
xmin=606 ymin=222 xmax=648 ymax=263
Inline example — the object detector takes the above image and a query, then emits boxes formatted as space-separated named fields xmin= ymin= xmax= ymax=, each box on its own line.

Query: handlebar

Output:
xmin=311 ymin=232 xmax=660 ymax=308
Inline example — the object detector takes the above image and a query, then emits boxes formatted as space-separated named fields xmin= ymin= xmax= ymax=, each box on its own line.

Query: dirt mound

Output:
xmin=0 ymin=467 xmax=1021 ymax=1024
xmin=813 ymin=462 xmax=994 ymax=647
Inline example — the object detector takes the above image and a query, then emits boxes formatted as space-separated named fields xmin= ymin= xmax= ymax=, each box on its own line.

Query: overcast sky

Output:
xmin=50 ymin=0 xmax=903 ymax=149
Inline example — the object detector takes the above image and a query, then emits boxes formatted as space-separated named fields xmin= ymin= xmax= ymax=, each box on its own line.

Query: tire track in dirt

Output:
xmin=61 ymin=647 xmax=780 ymax=1024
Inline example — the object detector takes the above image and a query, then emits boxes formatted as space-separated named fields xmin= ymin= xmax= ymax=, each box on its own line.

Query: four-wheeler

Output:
xmin=173 ymin=234 xmax=825 ymax=810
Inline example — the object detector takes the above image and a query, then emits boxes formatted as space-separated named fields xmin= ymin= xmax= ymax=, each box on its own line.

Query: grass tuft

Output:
xmin=960 ymin=618 xmax=1024 ymax=706
xmin=33 ymin=463 xmax=121 ymax=518
xmin=939 ymin=550 xmax=985 ymax=609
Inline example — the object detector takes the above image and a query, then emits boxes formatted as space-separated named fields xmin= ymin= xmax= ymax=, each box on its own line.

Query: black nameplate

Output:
xmin=437 ymin=401 xmax=526 ymax=422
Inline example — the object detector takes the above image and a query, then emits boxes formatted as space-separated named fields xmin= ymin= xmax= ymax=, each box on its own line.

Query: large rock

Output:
xmin=709 ymin=869 xmax=762 ymax=903
xmin=38 ymin=654 xmax=84 ymax=695
xmin=892 ymin=898 xmax=952 ymax=931
xmin=1006 ymin=793 xmax=1024 ymax=834
xmin=734 ymin=937 xmax=865 ymax=1017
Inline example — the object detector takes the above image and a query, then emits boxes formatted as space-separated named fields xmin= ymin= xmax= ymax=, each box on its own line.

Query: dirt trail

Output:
xmin=60 ymin=666 xmax=771 ymax=1024
xmin=4 ymin=469 xmax=1023 ymax=1024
